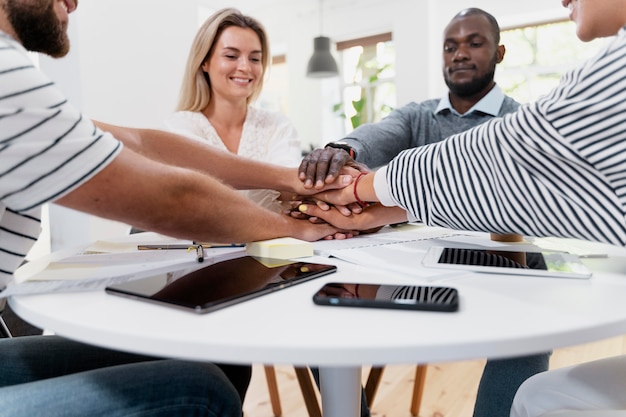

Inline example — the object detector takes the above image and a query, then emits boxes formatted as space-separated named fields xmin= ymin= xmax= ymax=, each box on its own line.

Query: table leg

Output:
xmin=319 ymin=366 xmax=361 ymax=417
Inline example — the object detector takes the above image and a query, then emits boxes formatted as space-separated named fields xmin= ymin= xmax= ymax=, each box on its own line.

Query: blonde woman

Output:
xmin=165 ymin=8 xmax=301 ymax=212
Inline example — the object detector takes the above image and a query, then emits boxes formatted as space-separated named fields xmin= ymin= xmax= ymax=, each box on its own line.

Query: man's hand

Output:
xmin=299 ymin=147 xmax=369 ymax=190
xmin=285 ymin=214 xmax=346 ymax=241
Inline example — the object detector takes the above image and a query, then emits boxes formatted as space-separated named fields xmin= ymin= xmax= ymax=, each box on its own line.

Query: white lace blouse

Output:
xmin=164 ymin=106 xmax=302 ymax=213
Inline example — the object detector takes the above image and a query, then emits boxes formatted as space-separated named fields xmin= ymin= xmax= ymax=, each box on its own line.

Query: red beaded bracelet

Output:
xmin=353 ymin=172 xmax=368 ymax=207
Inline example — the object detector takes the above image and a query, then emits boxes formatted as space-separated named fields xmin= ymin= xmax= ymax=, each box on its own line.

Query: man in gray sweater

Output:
xmin=300 ymin=7 xmax=518 ymax=182
xmin=301 ymin=8 xmax=548 ymax=417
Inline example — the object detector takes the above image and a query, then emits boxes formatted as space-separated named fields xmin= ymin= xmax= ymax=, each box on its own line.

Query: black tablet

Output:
xmin=105 ymin=255 xmax=337 ymax=313
xmin=422 ymin=247 xmax=592 ymax=279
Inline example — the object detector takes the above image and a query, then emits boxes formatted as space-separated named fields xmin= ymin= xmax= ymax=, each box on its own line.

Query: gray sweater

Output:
xmin=339 ymin=96 xmax=520 ymax=168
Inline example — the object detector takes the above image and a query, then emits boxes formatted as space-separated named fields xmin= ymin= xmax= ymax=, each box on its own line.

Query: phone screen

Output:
xmin=433 ymin=247 xmax=591 ymax=278
xmin=313 ymin=282 xmax=459 ymax=312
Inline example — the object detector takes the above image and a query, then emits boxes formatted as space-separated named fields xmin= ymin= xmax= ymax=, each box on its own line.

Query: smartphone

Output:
xmin=312 ymin=282 xmax=459 ymax=312
xmin=422 ymin=247 xmax=592 ymax=279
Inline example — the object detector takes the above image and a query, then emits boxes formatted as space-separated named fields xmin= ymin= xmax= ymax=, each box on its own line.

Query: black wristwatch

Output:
xmin=325 ymin=142 xmax=356 ymax=159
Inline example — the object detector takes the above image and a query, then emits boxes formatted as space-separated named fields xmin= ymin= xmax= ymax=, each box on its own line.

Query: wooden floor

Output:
xmin=243 ymin=335 xmax=626 ymax=417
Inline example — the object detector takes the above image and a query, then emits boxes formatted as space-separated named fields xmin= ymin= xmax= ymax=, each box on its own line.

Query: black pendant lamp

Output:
xmin=306 ymin=0 xmax=338 ymax=78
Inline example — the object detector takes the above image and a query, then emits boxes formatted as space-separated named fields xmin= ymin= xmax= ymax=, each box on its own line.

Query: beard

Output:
xmin=445 ymin=68 xmax=496 ymax=98
xmin=3 ymin=0 xmax=70 ymax=57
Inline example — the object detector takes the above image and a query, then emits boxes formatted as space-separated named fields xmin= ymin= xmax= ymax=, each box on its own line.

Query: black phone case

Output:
xmin=312 ymin=283 xmax=459 ymax=312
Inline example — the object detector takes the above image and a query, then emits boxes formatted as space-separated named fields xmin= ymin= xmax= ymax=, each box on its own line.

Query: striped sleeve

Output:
xmin=0 ymin=34 xmax=122 ymax=212
xmin=380 ymin=30 xmax=626 ymax=246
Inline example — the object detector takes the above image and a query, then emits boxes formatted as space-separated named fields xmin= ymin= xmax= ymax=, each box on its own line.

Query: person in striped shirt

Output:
xmin=300 ymin=0 xmax=626 ymax=415
xmin=0 ymin=1 xmax=347 ymax=416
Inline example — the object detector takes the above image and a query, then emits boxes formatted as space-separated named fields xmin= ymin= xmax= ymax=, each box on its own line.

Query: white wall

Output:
xmin=37 ymin=0 xmax=568 ymax=252
xmin=75 ymin=0 xmax=199 ymax=127
xmin=39 ymin=0 xmax=200 ymax=251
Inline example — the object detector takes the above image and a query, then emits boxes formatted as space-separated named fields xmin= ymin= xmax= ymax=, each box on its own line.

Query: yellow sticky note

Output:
xmin=246 ymin=238 xmax=314 ymax=260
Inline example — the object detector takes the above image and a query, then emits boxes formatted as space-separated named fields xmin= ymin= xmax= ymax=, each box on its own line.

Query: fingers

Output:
xmin=347 ymin=202 xmax=363 ymax=214
xmin=314 ymin=198 xmax=330 ymax=211
xmin=298 ymin=148 xmax=327 ymax=189
xmin=298 ymin=152 xmax=316 ymax=188
xmin=289 ymin=204 xmax=359 ymax=240
xmin=330 ymin=203 xmax=363 ymax=217
xmin=320 ymin=149 xmax=351 ymax=187
xmin=322 ymin=174 xmax=353 ymax=191
xmin=298 ymin=148 xmax=353 ymax=190
xmin=298 ymin=203 xmax=350 ymax=229
xmin=311 ymin=186 xmax=355 ymax=207
xmin=331 ymin=231 xmax=357 ymax=240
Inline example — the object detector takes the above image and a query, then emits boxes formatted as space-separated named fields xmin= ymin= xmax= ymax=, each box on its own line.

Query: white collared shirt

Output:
xmin=435 ymin=84 xmax=506 ymax=117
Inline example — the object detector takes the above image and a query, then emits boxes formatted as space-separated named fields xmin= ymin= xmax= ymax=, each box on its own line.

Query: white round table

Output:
xmin=10 ymin=236 xmax=626 ymax=417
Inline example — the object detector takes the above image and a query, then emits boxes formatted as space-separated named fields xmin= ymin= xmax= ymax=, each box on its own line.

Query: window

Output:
xmin=336 ymin=33 xmax=396 ymax=134
xmin=258 ymin=54 xmax=290 ymax=114
xmin=497 ymin=20 xmax=608 ymax=103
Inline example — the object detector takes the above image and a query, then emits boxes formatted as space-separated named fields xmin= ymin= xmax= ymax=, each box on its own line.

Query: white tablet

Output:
xmin=422 ymin=247 xmax=592 ymax=279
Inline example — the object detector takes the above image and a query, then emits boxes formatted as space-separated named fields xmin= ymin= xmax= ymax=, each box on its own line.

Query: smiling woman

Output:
xmin=164 ymin=7 xmax=303 ymax=214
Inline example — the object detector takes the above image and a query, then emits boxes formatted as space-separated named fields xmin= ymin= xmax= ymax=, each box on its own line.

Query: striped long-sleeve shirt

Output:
xmin=375 ymin=27 xmax=626 ymax=246
xmin=0 ymin=33 xmax=122 ymax=287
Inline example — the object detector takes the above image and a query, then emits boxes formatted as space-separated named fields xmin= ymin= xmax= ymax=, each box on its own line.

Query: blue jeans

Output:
xmin=473 ymin=352 xmax=551 ymax=417
xmin=0 ymin=336 xmax=243 ymax=417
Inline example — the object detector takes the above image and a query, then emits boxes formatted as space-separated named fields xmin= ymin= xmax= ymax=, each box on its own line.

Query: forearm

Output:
xmin=383 ymin=118 xmax=626 ymax=245
xmin=94 ymin=121 xmax=299 ymax=192
xmin=354 ymin=172 xmax=379 ymax=204
xmin=57 ymin=148 xmax=336 ymax=243
xmin=355 ymin=204 xmax=408 ymax=229
xmin=342 ymin=113 xmax=414 ymax=168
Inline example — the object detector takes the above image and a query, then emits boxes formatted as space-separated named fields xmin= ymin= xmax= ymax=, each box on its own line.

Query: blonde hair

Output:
xmin=176 ymin=8 xmax=270 ymax=112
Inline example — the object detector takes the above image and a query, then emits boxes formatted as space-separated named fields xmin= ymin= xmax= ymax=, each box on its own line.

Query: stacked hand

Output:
xmin=289 ymin=147 xmax=407 ymax=235
xmin=298 ymin=147 xmax=369 ymax=190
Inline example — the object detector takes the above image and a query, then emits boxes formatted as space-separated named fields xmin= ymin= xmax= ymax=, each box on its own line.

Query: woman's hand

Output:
xmin=297 ymin=203 xmax=408 ymax=232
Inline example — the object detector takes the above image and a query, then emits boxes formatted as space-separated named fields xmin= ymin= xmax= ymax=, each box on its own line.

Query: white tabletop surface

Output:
xmin=9 ymin=239 xmax=626 ymax=366
xmin=9 ymin=230 xmax=626 ymax=416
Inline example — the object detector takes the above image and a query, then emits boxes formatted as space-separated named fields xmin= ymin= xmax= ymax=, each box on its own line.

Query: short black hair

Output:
xmin=453 ymin=8 xmax=501 ymax=44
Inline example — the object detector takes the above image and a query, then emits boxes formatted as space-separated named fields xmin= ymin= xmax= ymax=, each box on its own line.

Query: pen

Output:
xmin=138 ymin=243 xmax=245 ymax=250
xmin=192 ymin=241 xmax=245 ymax=248
xmin=194 ymin=244 xmax=204 ymax=263
xmin=136 ymin=243 xmax=203 ymax=262
xmin=137 ymin=244 xmax=192 ymax=250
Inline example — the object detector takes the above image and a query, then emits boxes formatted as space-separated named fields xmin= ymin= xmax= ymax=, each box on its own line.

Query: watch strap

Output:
xmin=325 ymin=142 xmax=356 ymax=159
